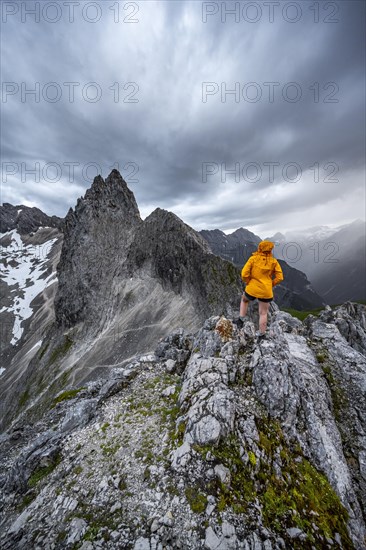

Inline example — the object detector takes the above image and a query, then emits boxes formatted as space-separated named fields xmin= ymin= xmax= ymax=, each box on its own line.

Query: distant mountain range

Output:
xmin=266 ymin=220 xmax=366 ymax=304
xmin=200 ymin=228 xmax=325 ymax=310
xmin=198 ymin=220 xmax=365 ymax=306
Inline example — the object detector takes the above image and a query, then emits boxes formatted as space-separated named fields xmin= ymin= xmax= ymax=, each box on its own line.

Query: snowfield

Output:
xmin=0 ymin=229 xmax=58 ymax=347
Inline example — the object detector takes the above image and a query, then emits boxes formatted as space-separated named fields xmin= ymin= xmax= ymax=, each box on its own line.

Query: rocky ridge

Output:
xmin=0 ymin=203 xmax=63 ymax=235
xmin=0 ymin=302 xmax=365 ymax=549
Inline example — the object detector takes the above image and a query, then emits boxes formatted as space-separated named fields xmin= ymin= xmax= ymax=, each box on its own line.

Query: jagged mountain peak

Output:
xmin=71 ymin=169 xmax=141 ymax=221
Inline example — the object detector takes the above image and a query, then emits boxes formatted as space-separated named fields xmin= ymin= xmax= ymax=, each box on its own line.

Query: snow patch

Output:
xmin=0 ymin=229 xmax=58 ymax=344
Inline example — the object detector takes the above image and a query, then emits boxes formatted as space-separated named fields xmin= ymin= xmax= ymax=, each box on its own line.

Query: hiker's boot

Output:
xmin=233 ymin=318 xmax=244 ymax=329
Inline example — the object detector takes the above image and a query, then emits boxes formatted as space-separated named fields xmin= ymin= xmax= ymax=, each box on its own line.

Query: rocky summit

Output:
xmin=0 ymin=301 xmax=365 ymax=549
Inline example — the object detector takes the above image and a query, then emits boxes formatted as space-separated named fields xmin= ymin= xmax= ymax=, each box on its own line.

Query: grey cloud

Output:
xmin=1 ymin=0 xmax=365 ymax=233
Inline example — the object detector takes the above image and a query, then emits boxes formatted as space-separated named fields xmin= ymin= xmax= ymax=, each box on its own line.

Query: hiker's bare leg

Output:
xmin=240 ymin=295 xmax=249 ymax=317
xmin=258 ymin=301 xmax=270 ymax=333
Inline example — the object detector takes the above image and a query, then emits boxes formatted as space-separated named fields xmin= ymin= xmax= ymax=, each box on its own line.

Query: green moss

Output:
xmin=100 ymin=442 xmax=120 ymax=456
xmin=101 ymin=422 xmax=110 ymax=433
xmin=20 ymin=491 xmax=37 ymax=510
xmin=55 ymin=531 xmax=67 ymax=544
xmin=83 ymin=526 xmax=100 ymax=542
xmin=185 ymin=486 xmax=207 ymax=513
xmin=118 ymin=479 xmax=127 ymax=491
xmin=28 ymin=452 xmax=62 ymax=488
xmin=123 ymin=290 xmax=134 ymax=304
xmin=255 ymin=419 xmax=353 ymax=548
xmin=167 ymin=484 xmax=180 ymax=496
xmin=18 ymin=389 xmax=30 ymax=408
xmin=193 ymin=419 xmax=352 ymax=548
xmin=194 ymin=434 xmax=255 ymax=513
xmin=52 ymin=387 xmax=85 ymax=408
xmin=260 ymin=457 xmax=352 ymax=546
xmin=38 ymin=342 xmax=49 ymax=360
xmin=170 ymin=421 xmax=186 ymax=445
xmin=248 ymin=451 xmax=257 ymax=467
xmin=48 ymin=335 xmax=73 ymax=366
xmin=60 ymin=369 xmax=71 ymax=386
xmin=316 ymin=352 xmax=327 ymax=363
xmin=321 ymin=365 xmax=348 ymax=422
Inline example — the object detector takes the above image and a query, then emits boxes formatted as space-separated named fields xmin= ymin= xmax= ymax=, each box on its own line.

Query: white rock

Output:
xmin=214 ymin=464 xmax=231 ymax=485
xmin=222 ymin=521 xmax=235 ymax=538
xmin=134 ymin=537 xmax=151 ymax=550
xmin=191 ymin=415 xmax=221 ymax=445
xmin=151 ymin=518 xmax=160 ymax=532
xmin=171 ymin=441 xmax=192 ymax=470
xmin=110 ymin=502 xmax=122 ymax=513
xmin=161 ymin=385 xmax=176 ymax=397
xmin=8 ymin=509 xmax=31 ymax=535
xmin=205 ymin=526 xmax=226 ymax=549
xmin=66 ymin=518 xmax=87 ymax=544
xmin=110 ymin=531 xmax=121 ymax=542
xmin=286 ymin=527 xmax=304 ymax=539
xmin=165 ymin=359 xmax=176 ymax=372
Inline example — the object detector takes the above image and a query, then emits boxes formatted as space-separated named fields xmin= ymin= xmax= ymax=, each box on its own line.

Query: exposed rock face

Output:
xmin=54 ymin=169 xmax=142 ymax=329
xmin=0 ymin=303 xmax=365 ymax=549
xmin=200 ymin=228 xmax=325 ymax=310
xmin=0 ymin=203 xmax=63 ymax=234
xmin=127 ymin=208 xmax=241 ymax=319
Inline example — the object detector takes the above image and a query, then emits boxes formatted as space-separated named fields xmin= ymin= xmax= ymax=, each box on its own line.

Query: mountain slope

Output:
xmin=0 ymin=221 xmax=64 ymax=374
xmin=0 ymin=303 xmax=365 ymax=548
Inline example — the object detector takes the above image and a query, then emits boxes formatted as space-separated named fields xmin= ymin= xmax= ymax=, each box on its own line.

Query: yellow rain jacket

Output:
xmin=241 ymin=241 xmax=284 ymax=299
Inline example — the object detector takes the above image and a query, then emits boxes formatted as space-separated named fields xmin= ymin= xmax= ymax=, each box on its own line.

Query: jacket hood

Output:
xmin=257 ymin=240 xmax=274 ymax=253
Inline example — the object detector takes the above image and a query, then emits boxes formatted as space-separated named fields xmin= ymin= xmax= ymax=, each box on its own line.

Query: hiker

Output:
xmin=234 ymin=240 xmax=284 ymax=338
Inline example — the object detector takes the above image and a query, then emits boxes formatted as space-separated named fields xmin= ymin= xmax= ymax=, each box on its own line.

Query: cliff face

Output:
xmin=54 ymin=169 xmax=142 ymax=330
xmin=0 ymin=303 xmax=365 ymax=549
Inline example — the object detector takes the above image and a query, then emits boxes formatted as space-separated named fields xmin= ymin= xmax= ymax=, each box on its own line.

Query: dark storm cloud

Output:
xmin=1 ymin=0 xmax=365 ymax=234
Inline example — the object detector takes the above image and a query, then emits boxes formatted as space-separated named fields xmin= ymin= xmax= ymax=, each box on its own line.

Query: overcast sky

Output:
xmin=1 ymin=0 xmax=365 ymax=236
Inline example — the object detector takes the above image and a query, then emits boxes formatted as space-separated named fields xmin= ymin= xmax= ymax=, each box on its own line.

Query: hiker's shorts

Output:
xmin=243 ymin=291 xmax=273 ymax=303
